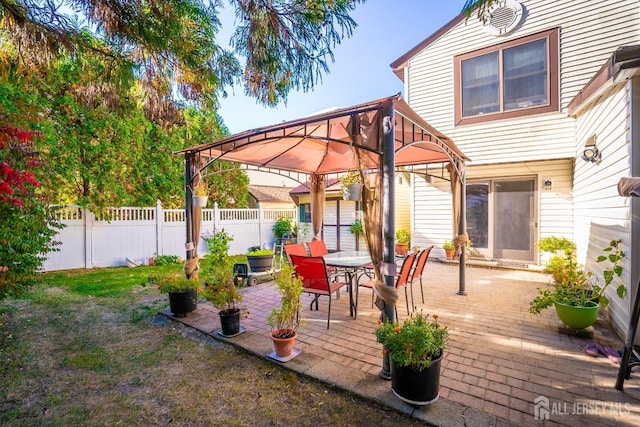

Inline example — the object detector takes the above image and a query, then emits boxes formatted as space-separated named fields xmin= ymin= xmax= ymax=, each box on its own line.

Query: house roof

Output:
xmin=568 ymin=45 xmax=640 ymax=117
xmin=247 ymin=185 xmax=295 ymax=203
xmin=289 ymin=178 xmax=340 ymax=195
xmin=389 ymin=14 xmax=465 ymax=81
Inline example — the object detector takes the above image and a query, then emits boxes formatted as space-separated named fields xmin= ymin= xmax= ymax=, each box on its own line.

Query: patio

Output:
xmin=162 ymin=260 xmax=640 ymax=426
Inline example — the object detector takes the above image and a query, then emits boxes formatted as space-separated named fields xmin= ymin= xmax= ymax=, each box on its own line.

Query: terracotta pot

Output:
xmin=271 ymin=329 xmax=297 ymax=357
xmin=444 ymin=249 xmax=455 ymax=259
xmin=395 ymin=243 xmax=409 ymax=256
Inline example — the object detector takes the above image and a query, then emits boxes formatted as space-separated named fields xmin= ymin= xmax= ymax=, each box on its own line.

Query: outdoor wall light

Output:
xmin=581 ymin=134 xmax=600 ymax=163
xmin=543 ymin=179 xmax=552 ymax=190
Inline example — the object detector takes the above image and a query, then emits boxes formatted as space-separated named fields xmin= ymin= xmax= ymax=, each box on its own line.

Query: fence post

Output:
xmin=258 ymin=203 xmax=264 ymax=249
xmin=156 ymin=200 xmax=163 ymax=256
xmin=84 ymin=207 xmax=93 ymax=268
xmin=213 ymin=202 xmax=219 ymax=233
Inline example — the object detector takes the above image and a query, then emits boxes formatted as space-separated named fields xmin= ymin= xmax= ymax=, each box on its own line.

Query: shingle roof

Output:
xmin=247 ymin=185 xmax=295 ymax=203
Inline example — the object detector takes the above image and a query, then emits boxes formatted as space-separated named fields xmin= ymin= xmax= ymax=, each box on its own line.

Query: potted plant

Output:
xmin=529 ymin=239 xmax=626 ymax=329
xmin=537 ymin=236 xmax=576 ymax=267
xmin=442 ymin=240 xmax=455 ymax=259
xmin=395 ymin=229 xmax=411 ymax=256
xmin=202 ymin=259 xmax=246 ymax=337
xmin=246 ymin=248 xmax=274 ymax=272
xmin=193 ymin=180 xmax=211 ymax=207
xmin=273 ymin=216 xmax=295 ymax=243
xmin=349 ymin=219 xmax=364 ymax=237
xmin=339 ymin=170 xmax=363 ymax=201
xmin=267 ymin=264 xmax=305 ymax=359
xmin=375 ymin=312 xmax=448 ymax=405
xmin=147 ymin=271 xmax=201 ymax=318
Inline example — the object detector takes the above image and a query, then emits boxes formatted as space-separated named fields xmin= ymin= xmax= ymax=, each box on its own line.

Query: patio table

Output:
xmin=323 ymin=251 xmax=372 ymax=319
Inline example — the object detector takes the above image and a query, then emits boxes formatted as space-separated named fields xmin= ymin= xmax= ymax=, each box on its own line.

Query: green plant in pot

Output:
xmin=246 ymin=248 xmax=274 ymax=272
xmin=192 ymin=180 xmax=211 ymax=207
xmin=538 ymin=236 xmax=576 ymax=273
xmin=375 ymin=312 xmax=448 ymax=406
xmin=395 ymin=229 xmax=411 ymax=256
xmin=442 ymin=240 xmax=455 ymax=259
xmin=273 ymin=216 xmax=295 ymax=242
xmin=202 ymin=259 xmax=246 ymax=337
xmin=339 ymin=170 xmax=363 ymax=200
xmin=349 ymin=219 xmax=364 ymax=237
xmin=529 ymin=239 xmax=626 ymax=329
xmin=147 ymin=271 xmax=201 ymax=318
xmin=267 ymin=263 xmax=305 ymax=359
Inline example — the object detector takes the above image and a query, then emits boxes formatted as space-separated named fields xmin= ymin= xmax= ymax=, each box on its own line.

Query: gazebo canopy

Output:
xmin=179 ymin=93 xmax=468 ymax=176
xmin=180 ymin=93 xmax=469 ymax=378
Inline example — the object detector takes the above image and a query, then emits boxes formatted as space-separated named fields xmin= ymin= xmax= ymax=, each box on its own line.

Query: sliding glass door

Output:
xmin=466 ymin=178 xmax=537 ymax=262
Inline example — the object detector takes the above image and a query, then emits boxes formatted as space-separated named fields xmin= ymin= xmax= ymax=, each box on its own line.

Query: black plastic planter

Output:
xmin=390 ymin=353 xmax=443 ymax=406
xmin=219 ymin=309 xmax=241 ymax=336
xmin=247 ymin=255 xmax=273 ymax=272
xmin=168 ymin=290 xmax=198 ymax=317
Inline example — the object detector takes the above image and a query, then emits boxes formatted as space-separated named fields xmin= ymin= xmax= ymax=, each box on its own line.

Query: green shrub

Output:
xmin=0 ymin=125 xmax=62 ymax=298
xmin=538 ymin=236 xmax=576 ymax=253
xmin=273 ymin=216 xmax=294 ymax=238
xmin=202 ymin=229 xmax=233 ymax=267
xmin=153 ymin=255 xmax=181 ymax=266
xmin=247 ymin=248 xmax=274 ymax=256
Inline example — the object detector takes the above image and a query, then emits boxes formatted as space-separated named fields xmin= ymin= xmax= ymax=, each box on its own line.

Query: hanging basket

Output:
xmin=343 ymin=183 xmax=363 ymax=201
xmin=193 ymin=195 xmax=208 ymax=207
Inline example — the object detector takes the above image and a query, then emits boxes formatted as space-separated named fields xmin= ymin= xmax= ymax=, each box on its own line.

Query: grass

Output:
xmin=0 ymin=264 xmax=426 ymax=426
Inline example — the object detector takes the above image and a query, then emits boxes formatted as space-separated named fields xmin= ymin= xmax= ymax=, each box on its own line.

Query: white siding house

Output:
xmin=391 ymin=0 xmax=640 ymax=338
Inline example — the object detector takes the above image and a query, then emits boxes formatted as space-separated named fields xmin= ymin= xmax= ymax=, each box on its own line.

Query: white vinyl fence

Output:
xmin=43 ymin=202 xmax=298 ymax=271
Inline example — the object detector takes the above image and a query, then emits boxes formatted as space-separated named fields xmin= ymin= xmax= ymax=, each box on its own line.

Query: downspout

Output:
xmin=615 ymin=77 xmax=640 ymax=390
xmin=631 ymin=77 xmax=640 ymax=347
xmin=379 ymin=100 xmax=396 ymax=380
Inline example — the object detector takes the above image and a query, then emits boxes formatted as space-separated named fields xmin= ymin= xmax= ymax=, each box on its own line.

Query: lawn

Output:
xmin=0 ymin=264 xmax=426 ymax=426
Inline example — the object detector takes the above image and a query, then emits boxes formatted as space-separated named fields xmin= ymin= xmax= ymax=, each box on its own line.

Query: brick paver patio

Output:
xmin=165 ymin=260 xmax=640 ymax=426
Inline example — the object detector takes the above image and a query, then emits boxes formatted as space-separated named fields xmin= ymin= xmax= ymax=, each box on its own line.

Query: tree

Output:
xmin=0 ymin=114 xmax=61 ymax=298
xmin=0 ymin=50 xmax=236 ymax=210
xmin=176 ymin=108 xmax=250 ymax=208
xmin=1 ymin=0 xmax=365 ymax=126
xmin=461 ymin=0 xmax=499 ymax=21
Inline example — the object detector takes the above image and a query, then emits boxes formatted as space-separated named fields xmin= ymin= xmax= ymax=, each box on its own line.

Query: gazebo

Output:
xmin=179 ymin=93 xmax=469 ymax=377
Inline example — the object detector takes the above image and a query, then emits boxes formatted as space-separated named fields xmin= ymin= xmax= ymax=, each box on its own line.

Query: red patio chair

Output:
xmin=356 ymin=252 xmax=417 ymax=320
xmin=289 ymin=254 xmax=348 ymax=329
xmin=283 ymin=243 xmax=307 ymax=264
xmin=409 ymin=246 xmax=433 ymax=305
xmin=306 ymin=240 xmax=341 ymax=280
xmin=306 ymin=240 xmax=329 ymax=256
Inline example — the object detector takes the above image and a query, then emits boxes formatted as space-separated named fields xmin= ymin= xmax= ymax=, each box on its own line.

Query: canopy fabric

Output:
xmin=179 ymin=94 xmax=468 ymax=177
xmin=310 ymin=173 xmax=326 ymax=241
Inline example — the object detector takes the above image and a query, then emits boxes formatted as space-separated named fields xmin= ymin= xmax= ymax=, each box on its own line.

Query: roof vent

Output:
xmin=482 ymin=0 xmax=524 ymax=36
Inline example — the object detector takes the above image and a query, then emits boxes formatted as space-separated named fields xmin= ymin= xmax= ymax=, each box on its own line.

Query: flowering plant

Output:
xmin=375 ymin=312 xmax=448 ymax=371
xmin=147 ymin=271 xmax=202 ymax=293
xmin=193 ymin=180 xmax=211 ymax=197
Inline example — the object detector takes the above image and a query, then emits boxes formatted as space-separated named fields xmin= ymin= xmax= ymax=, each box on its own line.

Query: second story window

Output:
xmin=455 ymin=28 xmax=559 ymax=125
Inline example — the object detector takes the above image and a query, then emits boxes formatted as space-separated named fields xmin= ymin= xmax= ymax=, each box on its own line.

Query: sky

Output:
xmin=217 ymin=1 xmax=465 ymax=134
